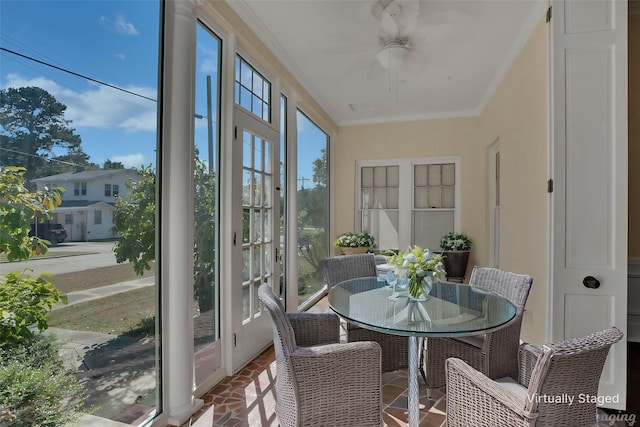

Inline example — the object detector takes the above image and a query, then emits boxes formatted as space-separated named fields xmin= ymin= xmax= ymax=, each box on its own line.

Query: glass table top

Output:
xmin=328 ymin=277 xmax=517 ymax=337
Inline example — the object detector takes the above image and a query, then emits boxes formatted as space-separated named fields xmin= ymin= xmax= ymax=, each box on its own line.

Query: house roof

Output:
xmin=54 ymin=201 xmax=116 ymax=213
xmin=31 ymin=169 xmax=137 ymax=182
xmin=57 ymin=200 xmax=116 ymax=208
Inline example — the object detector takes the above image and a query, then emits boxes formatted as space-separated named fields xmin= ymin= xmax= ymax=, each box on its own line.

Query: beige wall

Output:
xmin=333 ymin=18 xmax=549 ymax=344
xmin=475 ymin=18 xmax=548 ymax=345
xmin=630 ymin=15 xmax=640 ymax=258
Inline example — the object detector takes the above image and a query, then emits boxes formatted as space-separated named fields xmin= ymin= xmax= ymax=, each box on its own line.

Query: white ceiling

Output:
xmin=228 ymin=0 xmax=545 ymax=126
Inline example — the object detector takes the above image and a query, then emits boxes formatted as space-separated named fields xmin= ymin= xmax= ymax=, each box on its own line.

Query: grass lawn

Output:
xmin=48 ymin=286 xmax=156 ymax=337
xmin=52 ymin=262 xmax=155 ymax=293
xmin=46 ymin=262 xmax=156 ymax=336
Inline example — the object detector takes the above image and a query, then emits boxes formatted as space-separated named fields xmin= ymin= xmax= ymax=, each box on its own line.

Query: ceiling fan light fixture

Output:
xmin=377 ymin=44 xmax=409 ymax=69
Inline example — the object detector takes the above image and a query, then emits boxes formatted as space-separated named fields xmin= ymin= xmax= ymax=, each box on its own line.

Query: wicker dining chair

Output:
xmin=422 ymin=266 xmax=533 ymax=392
xmin=257 ymin=283 xmax=382 ymax=427
xmin=445 ymin=326 xmax=624 ymax=427
xmin=324 ymin=253 xmax=409 ymax=372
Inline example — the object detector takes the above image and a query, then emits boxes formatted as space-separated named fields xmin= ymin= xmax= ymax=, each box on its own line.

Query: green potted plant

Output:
xmin=334 ymin=231 xmax=376 ymax=255
xmin=439 ymin=232 xmax=473 ymax=281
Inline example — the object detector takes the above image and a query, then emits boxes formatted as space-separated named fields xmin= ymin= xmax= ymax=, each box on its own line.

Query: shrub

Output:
xmin=0 ymin=335 xmax=86 ymax=427
xmin=0 ymin=269 xmax=66 ymax=346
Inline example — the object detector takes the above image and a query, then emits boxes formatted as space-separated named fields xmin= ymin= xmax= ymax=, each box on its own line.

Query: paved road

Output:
xmin=1 ymin=241 xmax=118 ymax=275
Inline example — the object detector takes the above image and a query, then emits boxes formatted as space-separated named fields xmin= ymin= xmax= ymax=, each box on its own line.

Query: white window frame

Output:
xmin=489 ymin=142 xmax=500 ymax=267
xmin=355 ymin=156 xmax=461 ymax=250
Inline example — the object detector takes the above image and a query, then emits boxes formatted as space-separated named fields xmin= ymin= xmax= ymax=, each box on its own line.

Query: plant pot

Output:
xmin=442 ymin=250 xmax=470 ymax=280
xmin=341 ymin=246 xmax=369 ymax=255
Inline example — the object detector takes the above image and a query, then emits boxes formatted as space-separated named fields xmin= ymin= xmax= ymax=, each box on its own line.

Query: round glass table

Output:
xmin=328 ymin=277 xmax=517 ymax=427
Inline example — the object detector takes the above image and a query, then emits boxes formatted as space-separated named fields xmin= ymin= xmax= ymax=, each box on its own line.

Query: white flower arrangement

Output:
xmin=439 ymin=232 xmax=473 ymax=252
xmin=334 ymin=231 xmax=376 ymax=248
xmin=387 ymin=245 xmax=445 ymax=299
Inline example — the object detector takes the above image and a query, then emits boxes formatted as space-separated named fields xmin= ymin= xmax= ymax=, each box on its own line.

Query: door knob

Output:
xmin=583 ymin=276 xmax=600 ymax=289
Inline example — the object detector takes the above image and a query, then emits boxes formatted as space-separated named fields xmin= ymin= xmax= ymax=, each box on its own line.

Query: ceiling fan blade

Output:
xmin=380 ymin=11 xmax=399 ymax=38
xmin=396 ymin=0 xmax=420 ymax=37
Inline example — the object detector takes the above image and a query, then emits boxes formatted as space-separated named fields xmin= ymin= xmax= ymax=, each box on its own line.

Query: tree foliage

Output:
xmin=297 ymin=148 xmax=328 ymax=275
xmin=103 ymin=159 xmax=125 ymax=169
xmin=0 ymin=166 xmax=65 ymax=261
xmin=111 ymin=158 xmax=217 ymax=311
xmin=0 ymin=86 xmax=91 ymax=182
xmin=112 ymin=164 xmax=156 ymax=275
xmin=0 ymin=166 xmax=67 ymax=345
xmin=0 ymin=270 xmax=66 ymax=346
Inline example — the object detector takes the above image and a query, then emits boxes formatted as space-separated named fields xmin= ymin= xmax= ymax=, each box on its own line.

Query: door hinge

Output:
xmin=233 ymin=231 xmax=236 ymax=245
xmin=233 ymin=333 xmax=237 ymax=347
xmin=546 ymin=6 xmax=552 ymax=23
xmin=547 ymin=179 xmax=554 ymax=193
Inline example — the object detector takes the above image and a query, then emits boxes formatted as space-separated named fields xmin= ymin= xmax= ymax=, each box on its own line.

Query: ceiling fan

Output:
xmin=370 ymin=0 xmax=428 ymax=74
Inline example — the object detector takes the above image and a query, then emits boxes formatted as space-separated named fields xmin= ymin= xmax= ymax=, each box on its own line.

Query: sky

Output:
xmin=1 ymin=1 xmax=160 ymax=169
xmin=0 ymin=0 xmax=327 ymax=188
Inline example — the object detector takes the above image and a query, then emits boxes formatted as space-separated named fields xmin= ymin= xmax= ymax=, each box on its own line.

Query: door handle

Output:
xmin=583 ymin=276 xmax=600 ymax=289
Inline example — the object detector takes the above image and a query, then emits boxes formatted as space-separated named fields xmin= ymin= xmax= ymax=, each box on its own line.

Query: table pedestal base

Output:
xmin=408 ymin=336 xmax=419 ymax=426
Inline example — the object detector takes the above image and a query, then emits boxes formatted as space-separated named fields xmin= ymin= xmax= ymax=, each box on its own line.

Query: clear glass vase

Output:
xmin=408 ymin=272 xmax=435 ymax=301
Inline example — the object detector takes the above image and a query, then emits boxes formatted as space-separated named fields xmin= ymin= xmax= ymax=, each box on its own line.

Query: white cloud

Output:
xmin=197 ymin=42 xmax=219 ymax=74
xmin=114 ymin=53 xmax=126 ymax=60
xmin=100 ymin=14 xmax=139 ymax=36
xmin=3 ymin=74 xmax=157 ymax=133
xmin=110 ymin=153 xmax=145 ymax=168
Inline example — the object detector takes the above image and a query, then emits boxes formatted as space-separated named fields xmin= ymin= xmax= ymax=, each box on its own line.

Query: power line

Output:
xmin=0 ymin=47 xmax=157 ymax=103
xmin=0 ymin=147 xmax=83 ymax=167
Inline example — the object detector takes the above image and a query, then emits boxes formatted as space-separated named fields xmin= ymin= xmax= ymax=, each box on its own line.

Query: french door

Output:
xmin=550 ymin=0 xmax=627 ymax=408
xmin=231 ymin=106 xmax=280 ymax=371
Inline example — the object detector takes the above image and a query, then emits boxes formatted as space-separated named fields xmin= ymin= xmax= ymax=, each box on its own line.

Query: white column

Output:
xmin=161 ymin=0 xmax=202 ymax=424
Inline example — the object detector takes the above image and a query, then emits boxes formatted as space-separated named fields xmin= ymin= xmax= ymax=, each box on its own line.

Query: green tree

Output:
xmin=103 ymin=159 xmax=125 ymax=169
xmin=0 ymin=87 xmax=91 ymax=182
xmin=112 ymin=158 xmax=217 ymax=312
xmin=297 ymin=148 xmax=328 ymax=276
xmin=112 ymin=164 xmax=156 ymax=275
xmin=0 ymin=167 xmax=83 ymax=427
xmin=0 ymin=166 xmax=67 ymax=342
xmin=0 ymin=166 xmax=65 ymax=261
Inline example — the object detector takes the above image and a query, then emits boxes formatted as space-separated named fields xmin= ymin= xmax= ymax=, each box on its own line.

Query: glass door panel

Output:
xmin=233 ymin=107 xmax=279 ymax=370
xmin=193 ymin=23 xmax=222 ymax=384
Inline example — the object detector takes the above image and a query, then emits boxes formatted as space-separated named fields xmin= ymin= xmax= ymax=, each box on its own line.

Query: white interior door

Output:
xmin=231 ymin=106 xmax=280 ymax=371
xmin=551 ymin=0 xmax=627 ymax=409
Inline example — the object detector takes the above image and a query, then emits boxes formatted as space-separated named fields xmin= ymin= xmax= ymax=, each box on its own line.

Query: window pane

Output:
xmin=414 ymin=165 xmax=428 ymax=186
xmin=1 ymin=1 xmax=161 ymax=423
xmin=362 ymin=210 xmax=399 ymax=249
xmin=235 ymin=55 xmax=271 ymax=123
xmin=296 ymin=111 xmax=329 ymax=308
xmin=374 ymin=188 xmax=386 ymax=209
xmin=279 ymin=95 xmax=287 ymax=304
xmin=193 ymin=23 xmax=221 ymax=379
xmin=413 ymin=211 xmax=454 ymax=250
xmin=361 ymin=167 xmax=374 ymax=187
xmin=428 ymin=164 xmax=442 ymax=185
xmin=387 ymin=166 xmax=399 ymax=187
xmin=373 ymin=166 xmax=386 ymax=187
